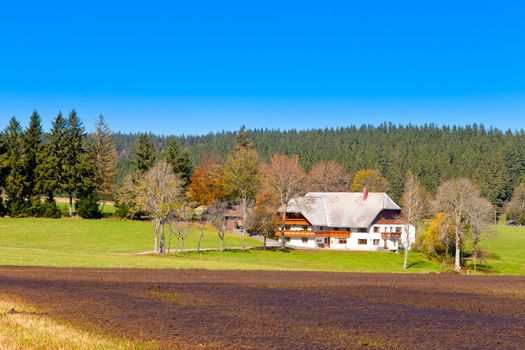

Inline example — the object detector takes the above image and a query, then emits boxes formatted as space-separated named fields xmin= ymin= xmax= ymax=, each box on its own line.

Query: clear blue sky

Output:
xmin=1 ymin=1 xmax=524 ymax=134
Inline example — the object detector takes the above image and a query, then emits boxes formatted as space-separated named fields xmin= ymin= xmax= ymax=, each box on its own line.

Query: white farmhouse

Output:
xmin=275 ymin=191 xmax=415 ymax=251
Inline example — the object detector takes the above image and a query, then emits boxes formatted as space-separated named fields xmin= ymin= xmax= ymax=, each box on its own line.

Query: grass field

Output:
xmin=479 ymin=225 xmax=525 ymax=274
xmin=0 ymin=217 xmax=523 ymax=273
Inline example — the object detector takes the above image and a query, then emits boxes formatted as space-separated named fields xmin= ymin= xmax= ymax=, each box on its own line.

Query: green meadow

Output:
xmin=0 ymin=217 xmax=523 ymax=274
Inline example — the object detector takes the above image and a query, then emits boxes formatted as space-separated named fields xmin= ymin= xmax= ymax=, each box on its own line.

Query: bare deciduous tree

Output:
xmin=206 ymin=201 xmax=228 ymax=252
xmin=168 ymin=206 xmax=193 ymax=253
xmin=136 ymin=160 xmax=184 ymax=254
xmin=468 ymin=198 xmax=495 ymax=271
xmin=400 ymin=172 xmax=428 ymax=269
xmin=263 ymin=154 xmax=306 ymax=248
xmin=435 ymin=178 xmax=493 ymax=271
xmin=307 ymin=160 xmax=351 ymax=192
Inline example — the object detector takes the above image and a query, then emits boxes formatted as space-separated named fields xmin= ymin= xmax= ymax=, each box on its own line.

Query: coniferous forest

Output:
xmin=2 ymin=112 xmax=525 ymax=218
xmin=114 ymin=123 xmax=525 ymax=206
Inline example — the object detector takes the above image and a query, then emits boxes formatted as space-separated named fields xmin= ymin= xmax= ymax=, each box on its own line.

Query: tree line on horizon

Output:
xmin=113 ymin=123 xmax=525 ymax=208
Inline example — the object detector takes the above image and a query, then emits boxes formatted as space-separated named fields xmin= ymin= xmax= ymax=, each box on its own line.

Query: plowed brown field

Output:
xmin=1 ymin=267 xmax=524 ymax=349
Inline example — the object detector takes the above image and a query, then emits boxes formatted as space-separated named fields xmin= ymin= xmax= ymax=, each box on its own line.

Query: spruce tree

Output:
xmin=92 ymin=114 xmax=117 ymax=202
xmin=23 ymin=111 xmax=43 ymax=197
xmin=164 ymin=138 xmax=192 ymax=186
xmin=36 ymin=112 xmax=67 ymax=201
xmin=63 ymin=110 xmax=93 ymax=216
xmin=3 ymin=117 xmax=26 ymax=204
xmin=133 ymin=133 xmax=156 ymax=174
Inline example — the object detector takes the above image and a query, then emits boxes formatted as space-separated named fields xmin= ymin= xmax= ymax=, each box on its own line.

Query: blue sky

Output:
xmin=0 ymin=1 xmax=524 ymax=134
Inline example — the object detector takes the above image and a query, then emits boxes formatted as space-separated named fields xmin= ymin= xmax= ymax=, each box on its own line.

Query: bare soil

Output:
xmin=0 ymin=267 xmax=524 ymax=349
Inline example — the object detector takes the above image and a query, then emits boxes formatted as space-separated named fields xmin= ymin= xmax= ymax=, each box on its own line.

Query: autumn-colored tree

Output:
xmin=263 ymin=154 xmax=306 ymax=248
xmin=91 ymin=114 xmax=117 ymax=203
xmin=187 ymin=154 xmax=227 ymax=205
xmin=350 ymin=169 xmax=389 ymax=192
xmin=505 ymin=182 xmax=525 ymax=225
xmin=307 ymin=160 xmax=351 ymax=192
xmin=251 ymin=187 xmax=279 ymax=249
xmin=224 ymin=146 xmax=261 ymax=251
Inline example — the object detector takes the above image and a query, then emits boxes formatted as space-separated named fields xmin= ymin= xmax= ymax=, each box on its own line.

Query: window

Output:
xmin=302 ymin=237 xmax=308 ymax=243
xmin=285 ymin=237 xmax=291 ymax=242
xmin=358 ymin=239 xmax=367 ymax=245
xmin=373 ymin=239 xmax=380 ymax=246
xmin=373 ymin=226 xmax=379 ymax=233
xmin=358 ymin=228 xmax=367 ymax=233
xmin=395 ymin=227 xmax=402 ymax=233
xmin=339 ymin=238 xmax=347 ymax=244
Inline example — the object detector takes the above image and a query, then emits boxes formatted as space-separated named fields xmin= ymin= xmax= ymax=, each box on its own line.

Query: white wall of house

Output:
xmin=281 ymin=223 xmax=415 ymax=251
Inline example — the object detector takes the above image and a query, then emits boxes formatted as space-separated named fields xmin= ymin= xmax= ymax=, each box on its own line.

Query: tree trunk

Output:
xmin=454 ymin=227 xmax=461 ymax=271
xmin=160 ymin=224 xmax=165 ymax=254
xmin=264 ymin=233 xmax=267 ymax=250
xmin=154 ymin=221 xmax=160 ymax=253
xmin=280 ymin=208 xmax=287 ymax=248
xmin=241 ymin=199 xmax=247 ymax=252
xmin=403 ymin=225 xmax=409 ymax=269
xmin=197 ymin=227 xmax=203 ymax=253
xmin=473 ymin=249 xmax=478 ymax=272
xmin=181 ymin=238 xmax=185 ymax=253
xmin=68 ymin=194 xmax=73 ymax=217
xmin=168 ymin=229 xmax=172 ymax=253
xmin=220 ymin=235 xmax=224 ymax=252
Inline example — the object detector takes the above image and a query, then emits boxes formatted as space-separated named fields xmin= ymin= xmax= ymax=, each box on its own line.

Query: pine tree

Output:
xmin=235 ymin=125 xmax=253 ymax=151
xmin=133 ymin=133 xmax=156 ymax=174
xmin=3 ymin=117 xmax=26 ymax=204
xmin=164 ymin=138 xmax=192 ymax=186
xmin=36 ymin=112 xmax=67 ymax=201
xmin=63 ymin=110 xmax=93 ymax=216
xmin=23 ymin=111 xmax=43 ymax=197
xmin=92 ymin=114 xmax=117 ymax=202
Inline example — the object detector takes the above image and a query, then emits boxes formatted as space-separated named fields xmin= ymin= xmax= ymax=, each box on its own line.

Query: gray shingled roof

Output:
xmin=287 ymin=192 xmax=401 ymax=228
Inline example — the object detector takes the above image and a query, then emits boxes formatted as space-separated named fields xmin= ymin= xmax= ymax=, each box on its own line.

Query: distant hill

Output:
xmin=113 ymin=123 xmax=525 ymax=206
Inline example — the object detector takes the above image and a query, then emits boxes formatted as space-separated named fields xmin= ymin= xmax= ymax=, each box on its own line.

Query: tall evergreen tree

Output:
xmin=23 ymin=111 xmax=43 ymax=197
xmin=133 ymin=133 xmax=156 ymax=174
xmin=36 ymin=112 xmax=67 ymax=201
xmin=235 ymin=125 xmax=253 ymax=151
xmin=164 ymin=138 xmax=192 ymax=187
xmin=2 ymin=117 xmax=26 ymax=204
xmin=92 ymin=114 xmax=117 ymax=202
xmin=63 ymin=110 xmax=93 ymax=216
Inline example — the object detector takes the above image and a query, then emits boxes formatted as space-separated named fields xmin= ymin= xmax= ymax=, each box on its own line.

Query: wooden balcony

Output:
xmin=274 ymin=230 xmax=351 ymax=238
xmin=381 ymin=232 xmax=401 ymax=240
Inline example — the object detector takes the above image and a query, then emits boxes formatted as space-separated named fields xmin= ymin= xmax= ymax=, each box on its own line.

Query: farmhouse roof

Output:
xmin=224 ymin=205 xmax=242 ymax=218
xmin=286 ymin=192 xmax=401 ymax=228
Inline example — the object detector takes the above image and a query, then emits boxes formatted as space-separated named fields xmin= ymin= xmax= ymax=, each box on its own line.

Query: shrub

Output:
xmin=31 ymin=200 xmax=62 ymax=218
xmin=76 ymin=193 xmax=102 ymax=219
xmin=0 ymin=199 xmax=6 ymax=217
xmin=6 ymin=199 xmax=62 ymax=218
xmin=7 ymin=200 xmax=32 ymax=217
xmin=114 ymin=202 xmax=130 ymax=218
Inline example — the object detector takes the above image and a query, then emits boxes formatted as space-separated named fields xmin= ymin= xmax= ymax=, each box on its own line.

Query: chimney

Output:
xmin=363 ymin=187 xmax=368 ymax=201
